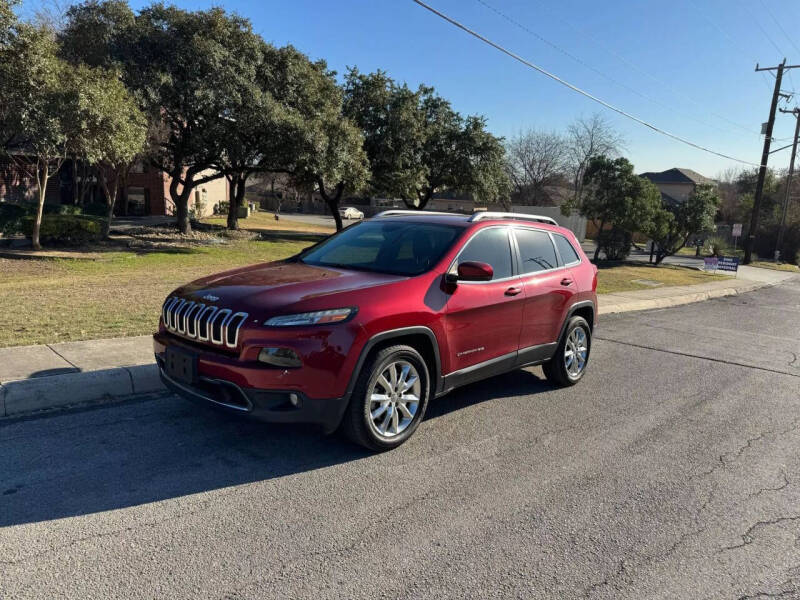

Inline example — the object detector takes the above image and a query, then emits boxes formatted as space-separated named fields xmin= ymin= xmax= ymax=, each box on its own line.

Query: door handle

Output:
xmin=505 ymin=286 xmax=522 ymax=296
xmin=560 ymin=278 xmax=573 ymax=286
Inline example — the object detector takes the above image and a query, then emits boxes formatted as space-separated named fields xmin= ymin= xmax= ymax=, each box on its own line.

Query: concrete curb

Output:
xmin=597 ymin=280 xmax=772 ymax=315
xmin=0 ymin=363 xmax=165 ymax=418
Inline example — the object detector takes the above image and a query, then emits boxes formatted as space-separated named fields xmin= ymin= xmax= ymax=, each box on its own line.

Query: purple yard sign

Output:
xmin=704 ymin=257 xmax=719 ymax=271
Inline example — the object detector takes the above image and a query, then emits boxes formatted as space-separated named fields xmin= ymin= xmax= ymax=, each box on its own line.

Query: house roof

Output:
xmin=640 ymin=168 xmax=715 ymax=186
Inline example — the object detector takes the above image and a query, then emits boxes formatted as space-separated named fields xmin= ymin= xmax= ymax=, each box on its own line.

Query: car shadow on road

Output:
xmin=426 ymin=367 xmax=555 ymax=420
xmin=0 ymin=368 xmax=554 ymax=528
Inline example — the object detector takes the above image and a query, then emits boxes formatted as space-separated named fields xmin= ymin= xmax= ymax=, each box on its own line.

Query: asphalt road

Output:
xmin=2 ymin=276 xmax=800 ymax=599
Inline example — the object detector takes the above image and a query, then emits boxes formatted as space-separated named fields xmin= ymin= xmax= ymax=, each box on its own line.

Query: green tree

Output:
xmin=59 ymin=0 xmax=135 ymax=69
xmin=411 ymin=89 xmax=509 ymax=210
xmin=343 ymin=69 xmax=424 ymax=198
xmin=645 ymin=183 xmax=720 ymax=265
xmin=124 ymin=4 xmax=263 ymax=233
xmin=579 ymin=156 xmax=661 ymax=261
xmin=64 ymin=64 xmax=147 ymax=237
xmin=0 ymin=21 xmax=72 ymax=250
xmin=343 ymin=71 xmax=509 ymax=210
xmin=266 ymin=47 xmax=369 ymax=231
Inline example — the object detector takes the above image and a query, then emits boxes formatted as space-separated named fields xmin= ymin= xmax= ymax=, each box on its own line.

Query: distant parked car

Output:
xmin=339 ymin=207 xmax=364 ymax=220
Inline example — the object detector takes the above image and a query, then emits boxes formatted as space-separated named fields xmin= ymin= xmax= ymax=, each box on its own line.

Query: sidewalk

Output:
xmin=0 ymin=271 xmax=796 ymax=419
xmin=0 ymin=336 xmax=163 ymax=417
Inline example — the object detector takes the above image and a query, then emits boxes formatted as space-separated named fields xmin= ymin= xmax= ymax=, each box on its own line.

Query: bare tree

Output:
xmin=505 ymin=128 xmax=568 ymax=205
xmin=564 ymin=114 xmax=625 ymax=213
xmin=715 ymin=167 xmax=743 ymax=223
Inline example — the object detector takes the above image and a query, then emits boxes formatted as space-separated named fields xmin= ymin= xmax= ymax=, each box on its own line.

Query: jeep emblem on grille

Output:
xmin=202 ymin=294 xmax=219 ymax=302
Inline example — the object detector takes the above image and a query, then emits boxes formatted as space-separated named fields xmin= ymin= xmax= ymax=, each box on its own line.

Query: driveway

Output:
xmin=2 ymin=277 xmax=800 ymax=599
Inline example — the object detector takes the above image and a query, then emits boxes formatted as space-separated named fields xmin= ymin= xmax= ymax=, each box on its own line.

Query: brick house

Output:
xmin=0 ymin=154 xmax=227 ymax=218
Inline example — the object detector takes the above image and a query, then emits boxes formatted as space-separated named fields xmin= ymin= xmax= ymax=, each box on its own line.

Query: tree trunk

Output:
xmin=169 ymin=173 xmax=192 ymax=234
xmin=72 ymin=159 xmax=79 ymax=205
xmin=227 ymin=175 xmax=247 ymax=231
xmin=98 ymin=167 xmax=119 ymax=239
xmin=32 ymin=160 xmax=49 ymax=251
xmin=176 ymin=196 xmax=191 ymax=234
xmin=593 ymin=220 xmax=604 ymax=261
xmin=318 ymin=179 xmax=344 ymax=231
xmin=417 ymin=187 xmax=433 ymax=210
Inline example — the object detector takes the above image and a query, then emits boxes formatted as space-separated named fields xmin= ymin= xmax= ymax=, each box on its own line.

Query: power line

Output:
xmin=505 ymin=0 xmax=763 ymax=137
xmin=740 ymin=0 xmax=785 ymax=58
xmin=473 ymin=0 xmax=753 ymax=139
xmin=410 ymin=0 xmax=764 ymax=167
xmin=685 ymin=0 xmax=774 ymax=93
xmin=759 ymin=0 xmax=800 ymax=58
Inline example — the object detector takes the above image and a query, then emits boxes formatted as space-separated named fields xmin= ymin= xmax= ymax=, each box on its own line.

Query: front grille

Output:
xmin=162 ymin=296 xmax=248 ymax=349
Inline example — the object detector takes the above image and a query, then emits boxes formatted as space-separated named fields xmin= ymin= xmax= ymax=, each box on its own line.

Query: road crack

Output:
xmin=749 ymin=472 xmax=791 ymax=498
xmin=595 ymin=336 xmax=800 ymax=379
xmin=720 ymin=515 xmax=800 ymax=553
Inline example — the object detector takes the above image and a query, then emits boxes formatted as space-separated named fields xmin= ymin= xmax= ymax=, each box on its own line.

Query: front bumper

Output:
xmin=156 ymin=355 xmax=349 ymax=433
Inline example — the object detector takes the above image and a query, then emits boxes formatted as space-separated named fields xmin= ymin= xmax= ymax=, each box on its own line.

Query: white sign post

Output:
xmin=732 ymin=223 xmax=742 ymax=251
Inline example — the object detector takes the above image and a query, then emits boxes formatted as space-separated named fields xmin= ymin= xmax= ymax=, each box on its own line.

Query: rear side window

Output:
xmin=553 ymin=234 xmax=581 ymax=264
xmin=514 ymin=228 xmax=558 ymax=273
xmin=457 ymin=227 xmax=513 ymax=280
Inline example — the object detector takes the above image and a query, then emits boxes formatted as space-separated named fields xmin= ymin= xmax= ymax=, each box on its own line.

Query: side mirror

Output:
xmin=447 ymin=261 xmax=494 ymax=283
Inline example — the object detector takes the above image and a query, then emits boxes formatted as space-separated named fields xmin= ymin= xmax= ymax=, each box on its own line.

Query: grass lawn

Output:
xmin=0 ymin=238 xmax=308 ymax=347
xmin=202 ymin=210 xmax=335 ymax=234
xmin=595 ymin=263 xmax=731 ymax=295
xmin=747 ymin=260 xmax=800 ymax=272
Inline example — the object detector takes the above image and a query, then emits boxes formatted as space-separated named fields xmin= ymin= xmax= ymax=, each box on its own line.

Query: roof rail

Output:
xmin=373 ymin=210 xmax=458 ymax=218
xmin=469 ymin=212 xmax=558 ymax=226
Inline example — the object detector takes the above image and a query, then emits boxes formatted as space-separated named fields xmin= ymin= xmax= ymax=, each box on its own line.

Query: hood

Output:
xmin=172 ymin=259 xmax=407 ymax=315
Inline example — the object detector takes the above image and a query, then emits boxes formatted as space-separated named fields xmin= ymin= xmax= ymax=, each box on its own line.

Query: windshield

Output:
xmin=300 ymin=221 xmax=463 ymax=276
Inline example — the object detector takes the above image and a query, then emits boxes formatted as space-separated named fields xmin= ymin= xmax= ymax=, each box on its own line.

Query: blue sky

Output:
xmin=22 ymin=0 xmax=800 ymax=177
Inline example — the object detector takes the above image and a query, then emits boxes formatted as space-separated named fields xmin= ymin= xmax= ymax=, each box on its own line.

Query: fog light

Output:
xmin=289 ymin=393 xmax=301 ymax=408
xmin=258 ymin=347 xmax=302 ymax=367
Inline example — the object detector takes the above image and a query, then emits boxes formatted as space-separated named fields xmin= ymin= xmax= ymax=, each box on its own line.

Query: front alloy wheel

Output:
xmin=341 ymin=344 xmax=430 ymax=451
xmin=368 ymin=360 xmax=421 ymax=438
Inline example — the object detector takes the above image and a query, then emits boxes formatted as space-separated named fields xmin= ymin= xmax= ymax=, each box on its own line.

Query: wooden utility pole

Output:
xmin=745 ymin=60 xmax=786 ymax=264
xmin=775 ymin=107 xmax=800 ymax=261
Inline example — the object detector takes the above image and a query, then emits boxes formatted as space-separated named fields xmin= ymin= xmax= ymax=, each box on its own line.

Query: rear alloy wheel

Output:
xmin=543 ymin=316 xmax=591 ymax=386
xmin=341 ymin=345 xmax=430 ymax=451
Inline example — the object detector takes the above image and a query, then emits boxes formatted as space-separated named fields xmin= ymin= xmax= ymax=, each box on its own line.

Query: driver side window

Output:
xmin=457 ymin=227 xmax=513 ymax=280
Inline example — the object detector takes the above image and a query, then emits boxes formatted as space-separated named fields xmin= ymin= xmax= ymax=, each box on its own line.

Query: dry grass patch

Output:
xmin=202 ymin=211 xmax=335 ymax=234
xmin=748 ymin=260 xmax=799 ymax=272
xmin=596 ymin=263 xmax=731 ymax=295
xmin=0 ymin=238 xmax=308 ymax=347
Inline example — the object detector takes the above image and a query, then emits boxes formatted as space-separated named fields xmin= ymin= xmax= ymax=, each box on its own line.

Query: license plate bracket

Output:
xmin=165 ymin=347 xmax=198 ymax=385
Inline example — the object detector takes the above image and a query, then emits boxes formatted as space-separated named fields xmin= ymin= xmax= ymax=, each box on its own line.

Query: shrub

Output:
xmin=217 ymin=201 xmax=230 ymax=215
xmin=43 ymin=204 xmax=83 ymax=216
xmin=706 ymin=235 xmax=730 ymax=257
xmin=82 ymin=202 xmax=109 ymax=217
xmin=21 ymin=215 xmax=106 ymax=245
xmin=597 ymin=227 xmax=632 ymax=261
xmin=754 ymin=223 xmax=800 ymax=264
xmin=0 ymin=203 xmax=31 ymax=235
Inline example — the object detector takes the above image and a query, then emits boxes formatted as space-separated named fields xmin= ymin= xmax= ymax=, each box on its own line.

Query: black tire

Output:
xmin=340 ymin=344 xmax=431 ymax=451
xmin=542 ymin=316 xmax=592 ymax=387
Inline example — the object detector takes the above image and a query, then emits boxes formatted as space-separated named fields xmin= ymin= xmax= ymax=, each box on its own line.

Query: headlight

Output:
xmin=264 ymin=308 xmax=355 ymax=327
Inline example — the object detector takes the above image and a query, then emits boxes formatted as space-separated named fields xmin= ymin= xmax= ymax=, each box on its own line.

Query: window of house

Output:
xmin=127 ymin=186 xmax=148 ymax=216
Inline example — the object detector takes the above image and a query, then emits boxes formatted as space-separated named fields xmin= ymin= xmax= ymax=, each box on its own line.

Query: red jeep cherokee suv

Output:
xmin=154 ymin=211 xmax=597 ymax=450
